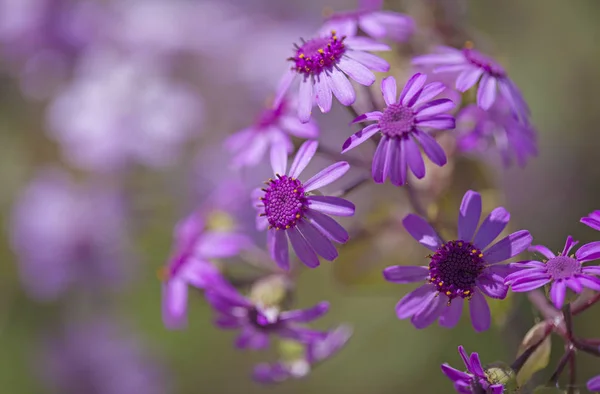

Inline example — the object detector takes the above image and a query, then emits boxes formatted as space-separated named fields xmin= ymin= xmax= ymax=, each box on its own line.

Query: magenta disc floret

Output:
xmin=261 ymin=174 xmax=309 ymax=230
xmin=545 ymin=255 xmax=581 ymax=280
xmin=378 ymin=103 xmax=416 ymax=138
xmin=291 ymin=31 xmax=347 ymax=77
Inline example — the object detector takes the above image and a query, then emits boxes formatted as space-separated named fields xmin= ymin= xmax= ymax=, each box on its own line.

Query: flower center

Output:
xmin=262 ymin=174 xmax=308 ymax=230
xmin=463 ymin=48 xmax=506 ymax=78
xmin=378 ymin=103 xmax=415 ymax=138
xmin=247 ymin=307 xmax=282 ymax=331
xmin=428 ymin=240 xmax=486 ymax=302
xmin=290 ymin=31 xmax=346 ymax=77
xmin=546 ymin=256 xmax=580 ymax=280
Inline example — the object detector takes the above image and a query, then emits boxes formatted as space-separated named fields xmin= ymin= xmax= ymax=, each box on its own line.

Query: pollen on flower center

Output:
xmin=463 ymin=48 xmax=506 ymax=78
xmin=261 ymin=174 xmax=308 ymax=230
xmin=546 ymin=256 xmax=581 ymax=280
xmin=428 ymin=240 xmax=486 ymax=302
xmin=291 ymin=31 xmax=346 ymax=77
xmin=378 ymin=103 xmax=415 ymax=138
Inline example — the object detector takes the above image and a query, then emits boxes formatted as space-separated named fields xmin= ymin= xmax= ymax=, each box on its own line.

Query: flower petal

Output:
xmin=458 ymin=346 xmax=472 ymax=370
xmin=400 ymin=73 xmax=427 ymax=106
xmin=473 ymin=207 xmax=510 ymax=250
xmin=305 ymin=209 xmax=350 ymax=243
xmin=297 ymin=220 xmax=337 ymax=261
xmin=395 ymin=284 xmax=435 ymax=319
xmin=341 ymin=124 xmax=380 ymax=153
xmin=404 ymin=137 xmax=425 ymax=179
xmin=413 ymin=82 xmax=446 ymax=106
xmin=455 ymin=67 xmax=483 ymax=92
xmin=411 ymin=292 xmax=446 ymax=329
xmin=565 ymin=278 xmax=583 ymax=293
xmin=483 ymin=230 xmax=532 ymax=264
xmin=289 ymin=140 xmax=318 ymax=179
xmin=413 ymin=129 xmax=447 ymax=166
xmin=338 ymin=57 xmax=375 ymax=86
xmin=576 ymin=240 xmax=600 ymax=263
xmin=372 ymin=137 xmax=390 ymax=183
xmin=383 ymin=265 xmax=429 ymax=283
xmin=510 ymin=275 xmax=552 ymax=292
xmin=477 ymin=74 xmax=497 ymax=110
xmin=458 ymin=190 xmax=482 ymax=242
xmin=304 ymin=161 xmax=350 ymax=192
xmin=345 ymin=50 xmax=390 ymax=72
xmin=441 ymin=364 xmax=471 ymax=382
xmin=415 ymin=115 xmax=456 ymax=130
xmin=195 ymin=232 xmax=250 ymax=259
xmin=439 ymin=299 xmax=464 ymax=328
xmin=469 ymin=352 xmax=486 ymax=378
xmin=529 ymin=244 xmax=555 ymax=259
xmin=578 ymin=275 xmax=600 ymax=291
xmin=279 ymin=301 xmax=329 ymax=323
xmin=581 ymin=211 xmax=600 ymax=231
xmin=270 ymin=137 xmax=288 ymax=175
xmin=273 ymin=69 xmax=296 ymax=108
xmin=327 ymin=69 xmax=356 ymax=106
xmin=297 ymin=79 xmax=313 ymax=123
xmin=468 ymin=291 xmax=491 ymax=332
xmin=562 ymin=235 xmax=579 ymax=256
xmin=351 ymin=111 xmax=383 ymax=124
xmin=477 ymin=273 xmax=508 ymax=300
xmin=344 ymin=36 xmax=390 ymax=51
xmin=415 ymin=98 xmax=455 ymax=117
xmin=308 ymin=195 xmax=355 ymax=216
xmin=582 ymin=265 xmax=600 ymax=276
xmin=288 ymin=227 xmax=320 ymax=268
xmin=403 ymin=213 xmax=443 ymax=251
xmin=162 ymin=280 xmax=188 ymax=329
xmin=587 ymin=375 xmax=600 ymax=391
xmin=269 ymin=229 xmax=289 ymax=270
xmin=389 ymin=138 xmax=405 ymax=186
xmin=550 ymin=280 xmax=566 ymax=309
xmin=381 ymin=76 xmax=397 ymax=106
xmin=280 ymin=115 xmax=319 ymax=138
xmin=314 ymin=76 xmax=333 ymax=113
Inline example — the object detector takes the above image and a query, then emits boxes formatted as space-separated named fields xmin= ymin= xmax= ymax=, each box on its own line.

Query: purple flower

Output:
xmin=441 ymin=346 xmax=503 ymax=394
xmin=253 ymin=325 xmax=352 ymax=384
xmin=274 ymin=30 xmax=390 ymax=123
xmin=505 ymin=236 xmax=600 ymax=309
xmin=412 ymin=45 xmax=530 ymax=123
xmin=10 ymin=168 xmax=128 ymax=301
xmin=205 ymin=278 xmax=329 ymax=350
xmin=581 ymin=211 xmax=600 ymax=231
xmin=225 ymin=98 xmax=318 ymax=168
xmin=161 ymin=211 xmax=251 ymax=329
xmin=319 ymin=5 xmax=414 ymax=42
xmin=457 ymin=98 xmax=537 ymax=168
xmin=384 ymin=190 xmax=532 ymax=331
xmin=589 ymin=375 xmax=600 ymax=392
xmin=253 ymin=140 xmax=355 ymax=270
xmin=342 ymin=74 xmax=456 ymax=186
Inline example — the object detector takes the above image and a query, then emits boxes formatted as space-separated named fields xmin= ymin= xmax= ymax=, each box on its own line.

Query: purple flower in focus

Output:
xmin=384 ymin=190 xmax=532 ymax=331
xmin=253 ymin=140 xmax=355 ymax=270
xmin=10 ymin=169 xmax=128 ymax=301
xmin=457 ymin=98 xmax=537 ymax=168
xmin=441 ymin=346 xmax=503 ymax=394
xmin=274 ymin=30 xmax=390 ymax=123
xmin=225 ymin=98 xmax=318 ymax=168
xmin=160 ymin=211 xmax=251 ymax=329
xmin=589 ymin=375 xmax=600 ymax=392
xmin=254 ymin=325 xmax=352 ymax=384
xmin=505 ymin=236 xmax=600 ymax=309
xmin=205 ymin=278 xmax=329 ymax=350
xmin=412 ymin=44 xmax=530 ymax=123
xmin=342 ymin=74 xmax=456 ymax=186
xmin=581 ymin=210 xmax=600 ymax=231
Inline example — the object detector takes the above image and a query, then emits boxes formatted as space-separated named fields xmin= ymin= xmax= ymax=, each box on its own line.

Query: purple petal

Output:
xmin=477 ymin=274 xmax=508 ymax=300
xmin=404 ymin=137 xmax=425 ymax=179
xmin=280 ymin=116 xmax=319 ymax=138
xmin=587 ymin=375 xmax=600 ymax=391
xmin=412 ymin=49 xmax=464 ymax=66
xmin=345 ymin=50 xmax=390 ymax=72
xmin=270 ymin=137 xmax=288 ymax=175
xmin=550 ymin=280 xmax=566 ymax=309
xmin=297 ymin=220 xmax=337 ymax=261
xmin=413 ymin=82 xmax=446 ymax=106
xmin=304 ymin=161 xmax=350 ymax=192
xmin=279 ymin=301 xmax=329 ymax=323
xmin=562 ymin=235 xmax=579 ymax=256
xmin=389 ymin=138 xmax=405 ymax=186
xmin=162 ymin=280 xmax=188 ymax=329
xmin=256 ymin=214 xmax=268 ymax=231
xmin=498 ymin=79 xmax=530 ymax=123
xmin=395 ymin=284 xmax=435 ymax=319
xmin=576 ymin=240 xmax=600 ymax=263
xmin=357 ymin=14 xmax=386 ymax=38
xmin=476 ymin=74 xmax=497 ymax=110
xmin=195 ymin=232 xmax=250 ymax=259
xmin=342 ymin=124 xmax=380 ymax=153
xmin=305 ymin=209 xmax=349 ymax=243
xmin=415 ymin=115 xmax=456 ymax=130
xmin=505 ymin=267 xmax=548 ymax=284
xmin=411 ymin=292 xmax=446 ymax=329
xmin=372 ymin=137 xmax=389 ymax=183
xmin=320 ymin=19 xmax=357 ymax=38
xmin=338 ymin=57 xmax=375 ymax=86
xmin=490 ymin=385 xmax=504 ymax=394
xmin=344 ymin=36 xmax=390 ymax=52
xmin=403 ymin=213 xmax=443 ymax=251
xmin=414 ymin=98 xmax=455 ymax=117
xmin=581 ymin=211 xmax=600 ymax=231
xmin=458 ymin=190 xmax=482 ymax=242
xmin=351 ymin=111 xmax=383 ymax=124
xmin=273 ymin=69 xmax=296 ymax=108
xmin=441 ymin=364 xmax=472 ymax=382
xmin=381 ymin=76 xmax=397 ymax=106
xmin=483 ymin=230 xmax=532 ymax=264
xmin=582 ymin=265 xmax=600 ymax=275
xmin=510 ymin=275 xmax=552 ymax=292
xmin=458 ymin=346 xmax=472 ymax=370
xmin=327 ymin=69 xmax=356 ymax=106
xmin=269 ymin=229 xmax=289 ymax=270
xmin=289 ymin=140 xmax=318 ymax=179
xmin=236 ymin=328 xmax=269 ymax=350
xmin=529 ymin=244 xmax=555 ymax=259
xmin=565 ymin=278 xmax=583 ymax=293
xmin=469 ymin=352 xmax=486 ymax=378
xmin=297 ymin=79 xmax=313 ymax=123
xmin=439 ymin=299 xmax=464 ymax=328
xmin=473 ymin=207 xmax=510 ymax=250
xmin=288 ymin=227 xmax=320 ymax=268
xmin=413 ymin=129 xmax=447 ymax=166
xmin=455 ymin=67 xmax=483 ymax=92
xmin=253 ymin=363 xmax=290 ymax=384
xmin=454 ymin=381 xmax=473 ymax=394
xmin=383 ymin=265 xmax=429 ymax=283
xmin=314 ymin=76 xmax=333 ymax=113
xmin=308 ymin=195 xmax=355 ymax=216
xmin=469 ymin=291 xmax=491 ymax=332
xmin=578 ymin=275 xmax=600 ymax=291
xmin=400 ymin=73 xmax=427 ymax=106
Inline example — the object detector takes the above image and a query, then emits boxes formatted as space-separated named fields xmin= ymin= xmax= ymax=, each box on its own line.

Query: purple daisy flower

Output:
xmin=253 ymin=140 xmax=355 ymax=270
xmin=342 ymin=74 xmax=456 ymax=186
xmin=160 ymin=211 xmax=251 ymax=329
xmin=457 ymin=98 xmax=537 ymax=168
xmin=412 ymin=44 xmax=530 ymax=123
xmin=441 ymin=346 xmax=503 ymax=394
xmin=253 ymin=325 xmax=352 ymax=384
xmin=205 ymin=278 xmax=329 ymax=350
xmin=225 ymin=98 xmax=318 ymax=168
xmin=274 ymin=30 xmax=390 ymax=123
xmin=581 ymin=210 xmax=600 ymax=231
xmin=384 ymin=190 xmax=532 ymax=331
xmin=589 ymin=375 xmax=600 ymax=392
xmin=505 ymin=236 xmax=600 ymax=309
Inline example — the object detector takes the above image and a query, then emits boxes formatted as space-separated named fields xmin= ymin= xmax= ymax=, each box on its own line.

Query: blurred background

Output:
xmin=1 ymin=0 xmax=600 ymax=393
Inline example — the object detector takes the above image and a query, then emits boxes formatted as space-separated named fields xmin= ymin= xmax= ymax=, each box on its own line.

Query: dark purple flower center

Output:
xmin=428 ymin=240 xmax=486 ymax=302
xmin=261 ymin=174 xmax=308 ymax=230
xmin=463 ymin=48 xmax=506 ymax=78
xmin=247 ymin=307 xmax=283 ymax=331
xmin=546 ymin=256 xmax=581 ymax=280
xmin=290 ymin=31 xmax=346 ymax=77
xmin=378 ymin=103 xmax=415 ymax=138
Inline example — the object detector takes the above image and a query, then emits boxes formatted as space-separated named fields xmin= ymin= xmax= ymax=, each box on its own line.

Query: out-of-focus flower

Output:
xmin=253 ymin=140 xmax=354 ymax=270
xmin=160 ymin=211 xmax=251 ymax=329
xmin=205 ymin=277 xmax=329 ymax=349
xmin=581 ymin=211 xmax=600 ymax=232
xmin=457 ymin=98 xmax=537 ymax=168
xmin=589 ymin=375 xmax=600 ymax=392
xmin=274 ymin=31 xmax=390 ymax=123
xmin=505 ymin=236 xmax=600 ymax=309
xmin=253 ymin=325 xmax=352 ymax=384
xmin=342 ymin=74 xmax=455 ymax=186
xmin=39 ymin=319 xmax=168 ymax=394
xmin=412 ymin=44 xmax=530 ymax=123
xmin=10 ymin=169 xmax=128 ymax=301
xmin=441 ymin=346 xmax=503 ymax=394
xmin=47 ymin=47 xmax=204 ymax=172
xmin=225 ymin=98 xmax=318 ymax=169
xmin=384 ymin=190 xmax=532 ymax=331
